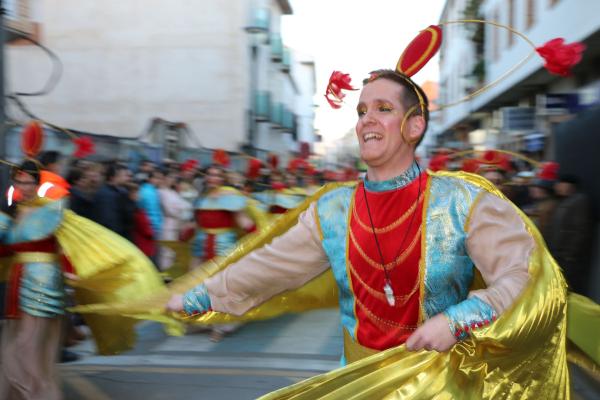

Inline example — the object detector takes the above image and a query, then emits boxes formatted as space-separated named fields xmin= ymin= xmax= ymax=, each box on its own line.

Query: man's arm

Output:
xmin=407 ymin=192 xmax=532 ymax=352
xmin=168 ymin=203 xmax=330 ymax=316
xmin=445 ymin=192 xmax=533 ymax=339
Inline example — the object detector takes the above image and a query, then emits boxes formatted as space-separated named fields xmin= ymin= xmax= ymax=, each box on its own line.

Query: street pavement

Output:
xmin=62 ymin=309 xmax=342 ymax=399
xmin=62 ymin=308 xmax=600 ymax=400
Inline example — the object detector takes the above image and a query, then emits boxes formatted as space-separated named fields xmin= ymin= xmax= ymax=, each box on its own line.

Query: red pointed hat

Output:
xmin=396 ymin=25 xmax=443 ymax=78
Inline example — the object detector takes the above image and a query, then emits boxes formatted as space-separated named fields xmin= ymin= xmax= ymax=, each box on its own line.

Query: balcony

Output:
xmin=270 ymin=34 xmax=283 ymax=62
xmin=270 ymin=102 xmax=284 ymax=127
xmin=254 ymin=91 xmax=271 ymax=122
xmin=282 ymin=107 xmax=295 ymax=130
xmin=246 ymin=8 xmax=270 ymax=34
xmin=281 ymin=48 xmax=291 ymax=73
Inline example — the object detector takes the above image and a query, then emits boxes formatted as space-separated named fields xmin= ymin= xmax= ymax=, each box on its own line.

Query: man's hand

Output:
xmin=166 ymin=294 xmax=184 ymax=312
xmin=405 ymin=313 xmax=457 ymax=352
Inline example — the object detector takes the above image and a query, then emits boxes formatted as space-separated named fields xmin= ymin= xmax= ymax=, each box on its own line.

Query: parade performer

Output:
xmin=0 ymin=157 xmax=170 ymax=399
xmin=190 ymin=151 xmax=266 ymax=341
xmin=161 ymin=22 xmax=586 ymax=398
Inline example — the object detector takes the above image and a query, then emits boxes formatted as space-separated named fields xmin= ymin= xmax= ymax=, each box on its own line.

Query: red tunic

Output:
xmin=349 ymin=172 xmax=427 ymax=350
xmin=194 ymin=210 xmax=236 ymax=262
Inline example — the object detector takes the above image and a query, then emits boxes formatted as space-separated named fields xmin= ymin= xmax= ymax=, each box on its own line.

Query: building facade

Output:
xmin=437 ymin=0 xmax=600 ymax=154
xmin=6 ymin=0 xmax=316 ymax=162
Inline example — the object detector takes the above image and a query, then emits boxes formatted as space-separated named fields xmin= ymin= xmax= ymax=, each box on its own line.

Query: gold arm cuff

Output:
xmin=13 ymin=252 xmax=60 ymax=264
xmin=343 ymin=328 xmax=379 ymax=363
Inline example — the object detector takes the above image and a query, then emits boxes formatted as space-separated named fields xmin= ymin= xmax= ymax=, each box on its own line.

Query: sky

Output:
xmin=281 ymin=0 xmax=446 ymax=143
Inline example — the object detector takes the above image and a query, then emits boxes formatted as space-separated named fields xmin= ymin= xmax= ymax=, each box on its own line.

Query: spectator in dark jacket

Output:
xmin=66 ymin=168 xmax=94 ymax=220
xmin=92 ymin=164 xmax=131 ymax=239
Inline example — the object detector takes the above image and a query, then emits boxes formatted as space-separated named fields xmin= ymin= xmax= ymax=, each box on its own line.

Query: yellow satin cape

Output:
xmin=254 ymin=171 xmax=571 ymax=399
xmin=57 ymin=210 xmax=181 ymax=354
xmin=69 ymin=184 xmax=349 ymax=325
xmin=68 ymin=174 xmax=597 ymax=398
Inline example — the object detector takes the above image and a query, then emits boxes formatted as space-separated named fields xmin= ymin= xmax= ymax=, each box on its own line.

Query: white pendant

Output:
xmin=383 ymin=282 xmax=395 ymax=306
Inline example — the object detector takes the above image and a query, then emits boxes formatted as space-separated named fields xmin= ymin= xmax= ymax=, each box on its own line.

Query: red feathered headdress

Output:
xmin=212 ymin=149 xmax=230 ymax=168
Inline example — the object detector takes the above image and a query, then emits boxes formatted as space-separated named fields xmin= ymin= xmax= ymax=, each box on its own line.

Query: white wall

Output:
xmin=7 ymin=0 xmax=313 ymax=155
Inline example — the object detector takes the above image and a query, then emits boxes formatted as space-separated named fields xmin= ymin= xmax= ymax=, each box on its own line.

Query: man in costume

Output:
xmin=166 ymin=68 xmax=569 ymax=398
xmin=109 ymin=21 xmax=586 ymax=398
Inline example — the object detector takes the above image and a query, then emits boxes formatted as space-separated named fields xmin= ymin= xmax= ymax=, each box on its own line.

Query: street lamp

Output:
xmin=244 ymin=8 xmax=269 ymax=157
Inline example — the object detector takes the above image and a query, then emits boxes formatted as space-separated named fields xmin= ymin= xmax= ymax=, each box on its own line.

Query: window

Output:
xmin=526 ymin=0 xmax=536 ymax=29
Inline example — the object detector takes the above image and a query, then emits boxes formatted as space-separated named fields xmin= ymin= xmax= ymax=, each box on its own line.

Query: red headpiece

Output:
xmin=21 ymin=121 xmax=44 ymax=158
xmin=246 ymin=157 xmax=262 ymax=180
xmin=537 ymin=161 xmax=559 ymax=181
xmin=181 ymin=159 xmax=198 ymax=172
xmin=212 ymin=149 xmax=230 ymax=168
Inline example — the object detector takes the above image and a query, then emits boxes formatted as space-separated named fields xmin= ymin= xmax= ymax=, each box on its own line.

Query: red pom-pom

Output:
xmin=396 ymin=25 xmax=443 ymax=77
xmin=73 ymin=136 xmax=95 ymax=158
xmin=21 ymin=121 xmax=44 ymax=157
xmin=536 ymin=38 xmax=585 ymax=77
xmin=212 ymin=149 xmax=230 ymax=167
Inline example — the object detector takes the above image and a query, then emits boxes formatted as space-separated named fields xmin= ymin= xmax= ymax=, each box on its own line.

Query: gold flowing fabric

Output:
xmin=69 ymin=184 xmax=350 ymax=325
xmin=57 ymin=210 xmax=181 ymax=354
xmin=258 ymin=172 xmax=571 ymax=400
xmin=68 ymin=175 xmax=593 ymax=398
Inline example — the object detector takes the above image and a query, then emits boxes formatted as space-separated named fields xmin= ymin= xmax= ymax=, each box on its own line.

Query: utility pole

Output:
xmin=0 ymin=0 xmax=8 ymax=195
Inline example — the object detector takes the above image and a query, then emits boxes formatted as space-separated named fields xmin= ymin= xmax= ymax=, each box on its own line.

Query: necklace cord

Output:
xmin=361 ymin=162 xmax=422 ymax=290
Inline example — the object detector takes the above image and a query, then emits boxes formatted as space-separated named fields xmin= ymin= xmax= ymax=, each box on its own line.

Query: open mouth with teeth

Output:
xmin=363 ymin=133 xmax=383 ymax=142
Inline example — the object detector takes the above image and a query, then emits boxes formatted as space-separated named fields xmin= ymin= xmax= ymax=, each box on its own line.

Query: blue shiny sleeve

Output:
xmin=182 ymin=283 xmax=212 ymax=315
xmin=443 ymin=296 xmax=497 ymax=340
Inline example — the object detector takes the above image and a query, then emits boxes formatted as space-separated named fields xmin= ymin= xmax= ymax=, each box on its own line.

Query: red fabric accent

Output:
xmin=203 ymin=234 xmax=216 ymax=261
xmin=5 ymin=264 xmax=24 ymax=319
xmin=396 ymin=25 xmax=442 ymax=77
xmin=245 ymin=224 xmax=257 ymax=234
xmin=21 ymin=121 xmax=44 ymax=158
xmin=271 ymin=182 xmax=286 ymax=191
xmin=61 ymin=254 xmax=75 ymax=274
xmin=194 ymin=210 xmax=236 ymax=229
xmin=179 ymin=226 xmax=195 ymax=242
xmin=246 ymin=158 xmax=262 ymax=180
xmin=350 ymin=172 xmax=427 ymax=350
xmin=325 ymin=71 xmax=357 ymax=109
xmin=537 ymin=161 xmax=559 ymax=181
xmin=132 ymin=209 xmax=156 ymax=257
xmin=269 ymin=205 xmax=288 ymax=214
xmin=8 ymin=237 xmax=58 ymax=253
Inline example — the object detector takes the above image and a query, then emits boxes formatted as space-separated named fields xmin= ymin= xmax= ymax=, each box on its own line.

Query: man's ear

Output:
xmin=406 ymin=115 xmax=426 ymax=145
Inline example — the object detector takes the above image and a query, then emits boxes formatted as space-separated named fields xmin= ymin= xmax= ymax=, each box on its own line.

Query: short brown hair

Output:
xmin=363 ymin=69 xmax=429 ymax=146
